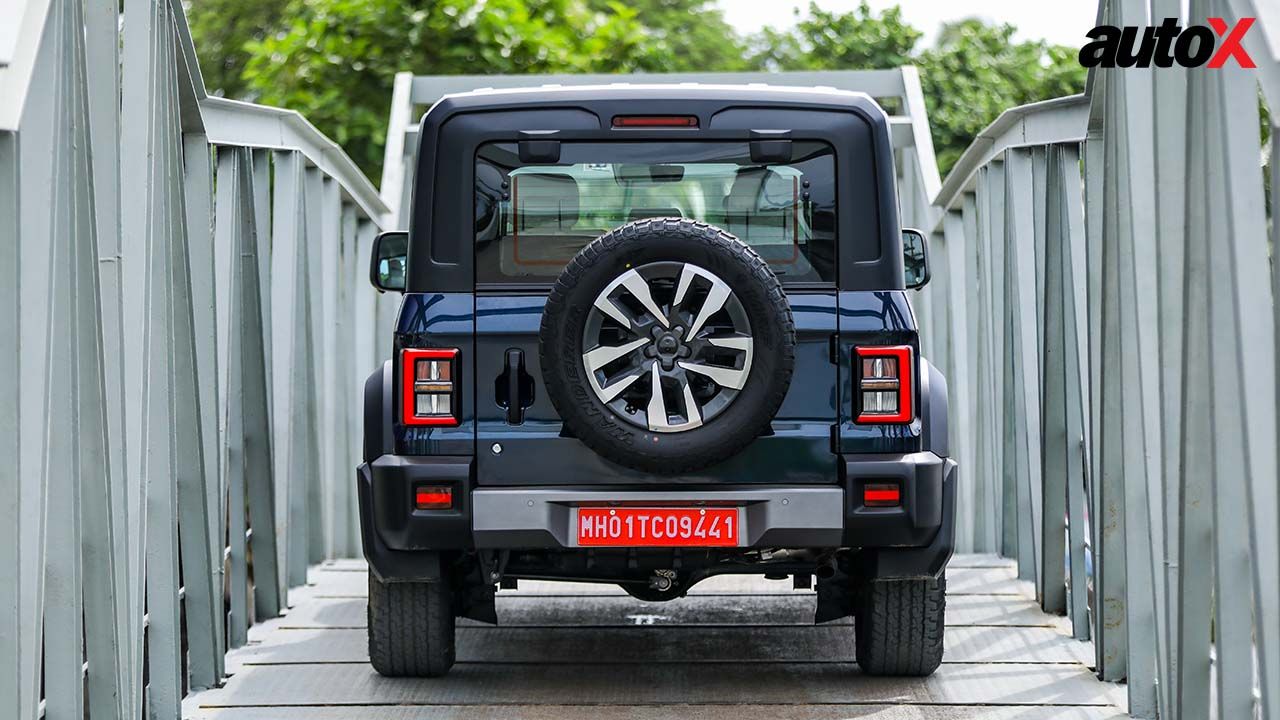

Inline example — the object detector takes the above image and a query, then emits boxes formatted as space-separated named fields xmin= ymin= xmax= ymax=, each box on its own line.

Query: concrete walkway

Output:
xmin=184 ymin=555 xmax=1129 ymax=719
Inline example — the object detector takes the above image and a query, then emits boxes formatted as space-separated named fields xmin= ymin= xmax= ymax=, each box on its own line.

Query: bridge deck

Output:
xmin=184 ymin=555 xmax=1128 ymax=719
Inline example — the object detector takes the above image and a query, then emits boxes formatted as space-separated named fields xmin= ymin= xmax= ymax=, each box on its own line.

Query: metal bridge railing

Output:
xmin=0 ymin=0 xmax=388 ymax=718
xmin=909 ymin=0 xmax=1280 ymax=717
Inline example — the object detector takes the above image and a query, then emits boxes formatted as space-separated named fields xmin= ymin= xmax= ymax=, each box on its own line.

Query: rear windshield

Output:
xmin=475 ymin=141 xmax=837 ymax=285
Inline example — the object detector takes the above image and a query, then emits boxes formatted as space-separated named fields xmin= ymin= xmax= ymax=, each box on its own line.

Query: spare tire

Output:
xmin=540 ymin=218 xmax=795 ymax=474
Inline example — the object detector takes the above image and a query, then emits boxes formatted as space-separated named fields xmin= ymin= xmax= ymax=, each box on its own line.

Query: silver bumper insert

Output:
xmin=471 ymin=487 xmax=845 ymax=548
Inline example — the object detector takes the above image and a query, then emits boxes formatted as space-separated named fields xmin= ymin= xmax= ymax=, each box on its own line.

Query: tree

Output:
xmin=187 ymin=0 xmax=1085 ymax=181
xmin=745 ymin=5 xmax=1084 ymax=175
xmin=586 ymin=0 xmax=750 ymax=72
xmin=185 ymin=0 xmax=287 ymax=98
xmin=238 ymin=0 xmax=667 ymax=175
xmin=747 ymin=2 xmax=920 ymax=72
xmin=919 ymin=19 xmax=1085 ymax=173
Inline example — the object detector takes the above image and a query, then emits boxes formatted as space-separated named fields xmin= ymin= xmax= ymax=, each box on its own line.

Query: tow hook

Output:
xmin=650 ymin=569 xmax=676 ymax=591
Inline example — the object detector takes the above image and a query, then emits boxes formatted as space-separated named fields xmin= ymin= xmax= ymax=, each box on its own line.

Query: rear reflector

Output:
xmin=864 ymin=483 xmax=901 ymax=507
xmin=612 ymin=115 xmax=699 ymax=128
xmin=415 ymin=485 xmax=453 ymax=510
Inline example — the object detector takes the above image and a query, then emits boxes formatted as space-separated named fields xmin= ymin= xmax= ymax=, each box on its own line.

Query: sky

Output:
xmin=715 ymin=0 xmax=1099 ymax=49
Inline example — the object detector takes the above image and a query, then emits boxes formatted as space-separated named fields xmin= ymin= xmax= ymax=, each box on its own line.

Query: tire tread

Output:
xmin=367 ymin=575 xmax=455 ymax=677
xmin=854 ymin=576 xmax=945 ymax=676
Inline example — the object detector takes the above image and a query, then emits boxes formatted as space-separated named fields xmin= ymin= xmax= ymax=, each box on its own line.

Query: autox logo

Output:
xmin=1079 ymin=17 xmax=1256 ymax=68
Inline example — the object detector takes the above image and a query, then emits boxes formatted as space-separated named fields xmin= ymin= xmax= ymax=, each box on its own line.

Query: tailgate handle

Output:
xmin=499 ymin=349 xmax=533 ymax=425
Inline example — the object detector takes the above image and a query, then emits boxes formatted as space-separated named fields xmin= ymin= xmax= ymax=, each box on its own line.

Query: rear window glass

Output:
xmin=475 ymin=141 xmax=837 ymax=285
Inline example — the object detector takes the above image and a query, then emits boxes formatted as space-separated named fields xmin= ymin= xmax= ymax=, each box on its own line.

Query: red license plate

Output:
xmin=576 ymin=507 xmax=740 ymax=547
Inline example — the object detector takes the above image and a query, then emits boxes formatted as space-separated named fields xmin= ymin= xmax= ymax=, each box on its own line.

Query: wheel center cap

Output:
xmin=656 ymin=334 xmax=680 ymax=354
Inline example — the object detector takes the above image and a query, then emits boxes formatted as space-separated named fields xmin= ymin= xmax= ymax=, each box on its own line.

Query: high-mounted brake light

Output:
xmin=854 ymin=345 xmax=913 ymax=424
xmin=611 ymin=115 xmax=699 ymax=128
xmin=401 ymin=348 xmax=460 ymax=426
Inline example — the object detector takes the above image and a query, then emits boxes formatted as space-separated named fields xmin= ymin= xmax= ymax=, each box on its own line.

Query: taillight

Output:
xmin=401 ymin=348 xmax=459 ymax=426
xmin=854 ymin=345 xmax=913 ymax=423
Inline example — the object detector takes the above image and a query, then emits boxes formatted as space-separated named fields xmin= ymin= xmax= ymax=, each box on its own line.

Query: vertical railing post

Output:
xmin=941 ymin=211 xmax=974 ymax=552
xmin=1002 ymin=149 xmax=1042 ymax=587
xmin=1059 ymin=143 xmax=1091 ymax=642
xmin=216 ymin=147 xmax=251 ymax=648
xmin=1200 ymin=3 xmax=1276 ymax=716
xmin=1151 ymin=0 xmax=1188 ymax=708
xmin=179 ymin=132 xmax=224 ymax=689
xmin=0 ymin=130 xmax=20 ymax=720
xmin=303 ymin=167 xmax=326 ymax=565
xmin=1039 ymin=145 xmax=1070 ymax=617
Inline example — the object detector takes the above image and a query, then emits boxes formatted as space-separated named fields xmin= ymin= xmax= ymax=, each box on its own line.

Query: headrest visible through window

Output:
xmin=513 ymin=172 xmax=580 ymax=230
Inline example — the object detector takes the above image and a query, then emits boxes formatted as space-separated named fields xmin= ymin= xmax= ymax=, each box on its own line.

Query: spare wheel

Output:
xmin=538 ymin=218 xmax=795 ymax=474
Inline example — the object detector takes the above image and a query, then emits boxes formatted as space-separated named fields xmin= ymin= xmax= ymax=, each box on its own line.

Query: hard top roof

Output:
xmin=427 ymin=83 xmax=886 ymax=116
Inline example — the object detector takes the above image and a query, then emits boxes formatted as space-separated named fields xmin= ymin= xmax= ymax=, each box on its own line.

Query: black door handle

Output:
xmin=505 ymin=349 xmax=526 ymax=425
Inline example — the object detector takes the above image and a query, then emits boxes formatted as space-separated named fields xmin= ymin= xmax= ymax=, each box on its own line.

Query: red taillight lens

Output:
xmin=854 ymin=345 xmax=913 ymax=423
xmin=863 ymin=483 xmax=901 ymax=507
xmin=415 ymin=485 xmax=453 ymax=510
xmin=402 ymin=348 xmax=460 ymax=426
xmin=611 ymin=115 xmax=699 ymax=128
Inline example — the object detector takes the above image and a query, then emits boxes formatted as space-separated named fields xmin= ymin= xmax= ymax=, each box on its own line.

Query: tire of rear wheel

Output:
xmin=540 ymin=217 xmax=795 ymax=474
xmin=367 ymin=574 xmax=455 ymax=677
xmin=854 ymin=576 xmax=946 ymax=677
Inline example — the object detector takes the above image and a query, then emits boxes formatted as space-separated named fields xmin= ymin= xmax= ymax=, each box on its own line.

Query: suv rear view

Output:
xmin=358 ymin=85 xmax=957 ymax=678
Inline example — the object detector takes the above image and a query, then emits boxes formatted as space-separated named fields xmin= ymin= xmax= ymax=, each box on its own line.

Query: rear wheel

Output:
xmin=368 ymin=574 xmax=455 ymax=677
xmin=854 ymin=576 xmax=945 ymax=676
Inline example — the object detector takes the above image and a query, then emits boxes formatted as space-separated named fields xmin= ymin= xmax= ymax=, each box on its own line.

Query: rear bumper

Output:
xmin=471 ymin=487 xmax=844 ymax=548
xmin=358 ymin=451 xmax=956 ymax=581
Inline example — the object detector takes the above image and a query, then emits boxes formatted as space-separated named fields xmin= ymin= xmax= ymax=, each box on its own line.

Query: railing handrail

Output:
xmin=931 ymin=94 xmax=1088 ymax=219
xmin=200 ymin=96 xmax=389 ymax=225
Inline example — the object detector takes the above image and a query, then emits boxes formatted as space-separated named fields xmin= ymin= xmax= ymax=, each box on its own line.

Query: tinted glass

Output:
xmin=475 ymin=141 xmax=837 ymax=285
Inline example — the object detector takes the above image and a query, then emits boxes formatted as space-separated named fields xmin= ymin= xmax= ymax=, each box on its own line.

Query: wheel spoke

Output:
xmin=593 ymin=294 xmax=633 ymax=329
xmin=678 ymin=359 xmax=749 ymax=390
xmin=646 ymin=363 xmax=670 ymax=431
xmin=673 ymin=263 xmax=698 ymax=307
xmin=685 ymin=274 xmax=731 ymax=340
xmin=678 ymin=373 xmax=703 ymax=429
xmin=620 ymin=269 xmax=670 ymax=328
xmin=583 ymin=337 xmax=650 ymax=373
xmin=594 ymin=369 xmax=646 ymax=402
xmin=706 ymin=335 xmax=753 ymax=374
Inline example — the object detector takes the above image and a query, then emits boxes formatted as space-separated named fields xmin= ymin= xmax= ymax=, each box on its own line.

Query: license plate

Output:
xmin=576 ymin=507 xmax=740 ymax=547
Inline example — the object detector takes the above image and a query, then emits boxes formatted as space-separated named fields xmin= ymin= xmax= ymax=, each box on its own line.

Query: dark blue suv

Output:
xmin=358 ymin=84 xmax=957 ymax=678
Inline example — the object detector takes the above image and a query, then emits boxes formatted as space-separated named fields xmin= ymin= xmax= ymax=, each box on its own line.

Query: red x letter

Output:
xmin=1208 ymin=17 xmax=1255 ymax=68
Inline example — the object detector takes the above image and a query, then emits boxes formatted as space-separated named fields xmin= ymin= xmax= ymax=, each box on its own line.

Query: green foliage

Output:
xmin=186 ymin=0 xmax=1085 ymax=181
xmin=747 ymin=5 xmax=1085 ymax=174
xmin=185 ymin=0 xmax=287 ymax=98
xmin=918 ymin=19 xmax=1086 ymax=173
xmin=238 ymin=0 xmax=677 ymax=174
xmin=586 ymin=0 xmax=751 ymax=72
xmin=748 ymin=2 xmax=920 ymax=72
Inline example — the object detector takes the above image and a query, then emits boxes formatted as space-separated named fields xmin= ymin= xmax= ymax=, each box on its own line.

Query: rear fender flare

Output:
xmin=363 ymin=360 xmax=395 ymax=463
xmin=917 ymin=357 xmax=949 ymax=458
